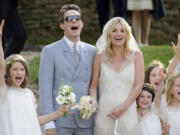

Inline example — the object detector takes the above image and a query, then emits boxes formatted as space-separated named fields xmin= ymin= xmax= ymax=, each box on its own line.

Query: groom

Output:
xmin=39 ymin=4 xmax=96 ymax=135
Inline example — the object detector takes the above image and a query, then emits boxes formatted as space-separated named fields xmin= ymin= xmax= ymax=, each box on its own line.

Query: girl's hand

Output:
xmin=107 ymin=105 xmax=126 ymax=120
xmin=162 ymin=120 xmax=170 ymax=135
xmin=158 ymin=69 xmax=166 ymax=94
xmin=56 ymin=103 xmax=76 ymax=116
xmin=0 ymin=20 xmax=4 ymax=37
xmin=171 ymin=34 xmax=180 ymax=60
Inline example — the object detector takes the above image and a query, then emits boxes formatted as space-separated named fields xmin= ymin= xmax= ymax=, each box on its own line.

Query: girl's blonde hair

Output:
xmin=103 ymin=17 xmax=133 ymax=59
xmin=166 ymin=73 xmax=180 ymax=105
xmin=5 ymin=54 xmax=30 ymax=88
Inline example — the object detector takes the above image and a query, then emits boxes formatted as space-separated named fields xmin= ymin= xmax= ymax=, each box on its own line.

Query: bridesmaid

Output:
xmin=137 ymin=84 xmax=169 ymax=135
xmin=144 ymin=60 xmax=167 ymax=106
xmin=0 ymin=20 xmax=74 ymax=135
xmin=165 ymin=74 xmax=180 ymax=135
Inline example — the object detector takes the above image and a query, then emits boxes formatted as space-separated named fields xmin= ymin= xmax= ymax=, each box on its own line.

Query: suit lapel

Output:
xmin=62 ymin=39 xmax=78 ymax=68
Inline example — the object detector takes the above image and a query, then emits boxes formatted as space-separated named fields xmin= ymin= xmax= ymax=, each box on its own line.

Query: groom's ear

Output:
xmin=60 ymin=23 xmax=64 ymax=30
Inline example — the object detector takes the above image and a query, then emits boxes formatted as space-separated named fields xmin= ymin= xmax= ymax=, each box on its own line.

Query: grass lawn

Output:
xmin=29 ymin=45 xmax=174 ymax=89
xmin=140 ymin=45 xmax=174 ymax=68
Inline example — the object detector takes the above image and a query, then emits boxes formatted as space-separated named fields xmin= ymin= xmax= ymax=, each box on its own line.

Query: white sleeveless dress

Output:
xmin=167 ymin=107 xmax=180 ymax=135
xmin=0 ymin=84 xmax=42 ymax=135
xmin=95 ymin=52 xmax=140 ymax=135
xmin=139 ymin=106 xmax=162 ymax=135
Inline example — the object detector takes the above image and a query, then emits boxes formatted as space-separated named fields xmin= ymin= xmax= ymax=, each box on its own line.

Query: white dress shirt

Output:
xmin=64 ymin=36 xmax=81 ymax=54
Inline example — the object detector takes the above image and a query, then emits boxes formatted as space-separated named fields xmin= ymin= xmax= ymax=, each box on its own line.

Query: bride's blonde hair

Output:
xmin=103 ymin=17 xmax=133 ymax=59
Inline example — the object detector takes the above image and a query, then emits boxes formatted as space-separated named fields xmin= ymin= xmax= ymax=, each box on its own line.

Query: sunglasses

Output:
xmin=64 ymin=15 xmax=81 ymax=22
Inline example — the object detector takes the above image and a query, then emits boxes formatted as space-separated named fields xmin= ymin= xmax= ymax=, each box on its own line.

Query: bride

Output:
xmin=89 ymin=17 xmax=144 ymax=135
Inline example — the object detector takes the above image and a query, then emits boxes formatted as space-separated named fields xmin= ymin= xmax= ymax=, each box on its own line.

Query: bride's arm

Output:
xmin=89 ymin=53 xmax=101 ymax=102
xmin=0 ymin=20 xmax=5 ymax=87
xmin=108 ymin=51 xmax=144 ymax=119
xmin=122 ymin=51 xmax=144 ymax=109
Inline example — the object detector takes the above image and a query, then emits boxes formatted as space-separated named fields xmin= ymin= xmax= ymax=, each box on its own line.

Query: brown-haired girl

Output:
xmin=145 ymin=60 xmax=167 ymax=107
xmin=137 ymin=84 xmax=170 ymax=135
xmin=145 ymin=60 xmax=165 ymax=90
xmin=0 ymin=20 xmax=74 ymax=135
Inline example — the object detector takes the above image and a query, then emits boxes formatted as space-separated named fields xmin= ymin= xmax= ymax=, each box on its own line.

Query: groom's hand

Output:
xmin=45 ymin=128 xmax=57 ymax=135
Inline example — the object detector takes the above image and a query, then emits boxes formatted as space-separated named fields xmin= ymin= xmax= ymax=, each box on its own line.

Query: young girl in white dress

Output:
xmin=137 ymin=84 xmax=163 ymax=135
xmin=164 ymin=74 xmax=180 ymax=135
xmin=144 ymin=60 xmax=167 ymax=107
xmin=0 ymin=20 xmax=74 ymax=135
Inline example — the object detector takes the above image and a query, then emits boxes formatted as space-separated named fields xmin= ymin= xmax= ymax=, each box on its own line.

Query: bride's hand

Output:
xmin=91 ymin=96 xmax=98 ymax=110
xmin=107 ymin=105 xmax=126 ymax=120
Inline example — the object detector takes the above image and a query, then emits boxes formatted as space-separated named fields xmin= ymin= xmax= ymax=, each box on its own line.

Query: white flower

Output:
xmin=56 ymin=95 xmax=65 ymax=105
xmin=56 ymin=84 xmax=76 ymax=105
xmin=78 ymin=96 xmax=96 ymax=120
xmin=62 ymin=85 xmax=72 ymax=92
xmin=68 ymin=92 xmax=76 ymax=103
xmin=56 ymin=84 xmax=76 ymax=118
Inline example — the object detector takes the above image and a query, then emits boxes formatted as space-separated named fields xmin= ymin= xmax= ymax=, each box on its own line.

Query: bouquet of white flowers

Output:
xmin=56 ymin=85 xmax=76 ymax=117
xmin=77 ymin=96 xmax=96 ymax=120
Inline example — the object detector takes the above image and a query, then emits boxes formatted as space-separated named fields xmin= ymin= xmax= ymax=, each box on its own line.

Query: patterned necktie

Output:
xmin=73 ymin=44 xmax=80 ymax=62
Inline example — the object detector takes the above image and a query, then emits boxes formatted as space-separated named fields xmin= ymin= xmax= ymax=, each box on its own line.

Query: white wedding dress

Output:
xmin=0 ymin=84 xmax=42 ymax=135
xmin=95 ymin=52 xmax=140 ymax=135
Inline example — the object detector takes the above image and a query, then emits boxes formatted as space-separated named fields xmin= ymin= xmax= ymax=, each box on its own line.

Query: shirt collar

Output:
xmin=63 ymin=36 xmax=81 ymax=52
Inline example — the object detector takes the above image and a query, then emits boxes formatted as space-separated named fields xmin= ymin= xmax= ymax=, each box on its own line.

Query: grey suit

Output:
xmin=39 ymin=38 xmax=96 ymax=135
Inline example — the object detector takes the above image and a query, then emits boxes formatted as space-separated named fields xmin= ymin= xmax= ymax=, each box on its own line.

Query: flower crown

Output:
xmin=6 ymin=55 xmax=28 ymax=66
xmin=142 ymin=83 xmax=155 ymax=92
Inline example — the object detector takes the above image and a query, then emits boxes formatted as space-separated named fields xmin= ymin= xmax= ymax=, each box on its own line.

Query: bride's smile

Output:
xmin=110 ymin=23 xmax=126 ymax=47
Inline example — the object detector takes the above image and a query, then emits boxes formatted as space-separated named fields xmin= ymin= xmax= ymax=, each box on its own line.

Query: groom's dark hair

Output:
xmin=59 ymin=4 xmax=81 ymax=24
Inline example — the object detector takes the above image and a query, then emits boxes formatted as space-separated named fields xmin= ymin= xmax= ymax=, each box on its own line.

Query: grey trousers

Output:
xmin=56 ymin=127 xmax=94 ymax=135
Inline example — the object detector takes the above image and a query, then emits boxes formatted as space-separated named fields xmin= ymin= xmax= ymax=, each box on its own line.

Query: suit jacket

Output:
xmin=39 ymin=38 xmax=96 ymax=128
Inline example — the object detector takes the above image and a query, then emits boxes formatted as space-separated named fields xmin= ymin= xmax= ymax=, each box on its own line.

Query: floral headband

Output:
xmin=142 ymin=83 xmax=155 ymax=93
xmin=6 ymin=55 xmax=28 ymax=66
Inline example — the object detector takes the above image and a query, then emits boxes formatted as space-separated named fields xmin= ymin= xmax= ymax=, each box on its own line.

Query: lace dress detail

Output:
xmin=95 ymin=51 xmax=140 ymax=135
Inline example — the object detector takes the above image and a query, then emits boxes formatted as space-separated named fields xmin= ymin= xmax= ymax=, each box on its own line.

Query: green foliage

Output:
xmin=29 ymin=45 xmax=174 ymax=89
xmin=29 ymin=56 xmax=40 ymax=90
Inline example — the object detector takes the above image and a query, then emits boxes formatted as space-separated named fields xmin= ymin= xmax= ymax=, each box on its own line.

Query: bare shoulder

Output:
xmin=134 ymin=50 xmax=143 ymax=60
xmin=93 ymin=53 xmax=102 ymax=66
